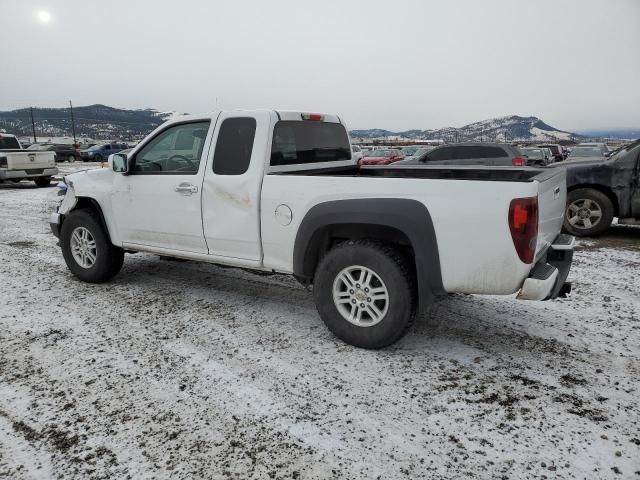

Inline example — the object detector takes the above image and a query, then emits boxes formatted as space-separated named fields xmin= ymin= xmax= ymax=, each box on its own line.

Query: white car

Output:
xmin=351 ymin=144 xmax=363 ymax=163
xmin=50 ymin=109 xmax=574 ymax=348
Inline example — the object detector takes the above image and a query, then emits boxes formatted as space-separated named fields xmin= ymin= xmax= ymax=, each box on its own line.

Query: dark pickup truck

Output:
xmin=554 ymin=140 xmax=640 ymax=236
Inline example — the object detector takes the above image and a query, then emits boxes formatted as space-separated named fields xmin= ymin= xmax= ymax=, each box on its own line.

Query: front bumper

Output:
xmin=0 ymin=167 xmax=58 ymax=180
xmin=50 ymin=212 xmax=61 ymax=238
xmin=517 ymin=234 xmax=574 ymax=301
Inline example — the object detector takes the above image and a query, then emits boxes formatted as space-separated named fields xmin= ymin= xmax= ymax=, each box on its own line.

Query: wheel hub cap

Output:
xmin=567 ymin=198 xmax=602 ymax=230
xmin=70 ymin=227 xmax=97 ymax=269
xmin=332 ymin=265 xmax=389 ymax=327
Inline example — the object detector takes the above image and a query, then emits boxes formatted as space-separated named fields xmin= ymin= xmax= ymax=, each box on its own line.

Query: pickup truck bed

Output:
xmin=50 ymin=109 xmax=574 ymax=349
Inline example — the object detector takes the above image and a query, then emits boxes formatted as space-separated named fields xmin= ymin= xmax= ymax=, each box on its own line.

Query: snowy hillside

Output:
xmin=351 ymin=115 xmax=580 ymax=142
xmin=0 ymin=104 xmax=181 ymax=141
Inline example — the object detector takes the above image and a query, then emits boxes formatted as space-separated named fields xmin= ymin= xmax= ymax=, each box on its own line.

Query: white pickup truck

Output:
xmin=0 ymin=134 xmax=58 ymax=187
xmin=50 ymin=110 xmax=574 ymax=348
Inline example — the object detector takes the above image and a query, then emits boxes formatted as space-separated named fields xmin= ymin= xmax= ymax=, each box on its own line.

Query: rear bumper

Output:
xmin=0 ymin=167 xmax=58 ymax=180
xmin=517 ymin=234 xmax=574 ymax=301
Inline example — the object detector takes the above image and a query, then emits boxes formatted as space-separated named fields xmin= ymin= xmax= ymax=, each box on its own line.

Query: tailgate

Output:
xmin=535 ymin=168 xmax=566 ymax=259
xmin=6 ymin=152 xmax=55 ymax=170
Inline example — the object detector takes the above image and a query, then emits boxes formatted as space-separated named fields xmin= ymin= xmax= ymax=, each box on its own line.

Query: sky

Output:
xmin=0 ymin=0 xmax=638 ymax=132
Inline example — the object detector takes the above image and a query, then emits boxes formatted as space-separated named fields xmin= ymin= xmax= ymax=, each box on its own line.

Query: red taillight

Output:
xmin=512 ymin=157 xmax=526 ymax=166
xmin=508 ymin=197 xmax=538 ymax=264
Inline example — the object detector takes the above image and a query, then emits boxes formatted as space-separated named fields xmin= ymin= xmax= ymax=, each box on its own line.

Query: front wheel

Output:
xmin=34 ymin=176 xmax=51 ymax=187
xmin=68 ymin=154 xmax=76 ymax=163
xmin=313 ymin=241 xmax=415 ymax=349
xmin=60 ymin=210 xmax=124 ymax=283
xmin=563 ymin=188 xmax=614 ymax=236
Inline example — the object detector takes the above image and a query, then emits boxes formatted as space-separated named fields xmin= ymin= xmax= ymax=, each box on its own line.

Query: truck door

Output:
xmin=201 ymin=111 xmax=271 ymax=262
xmin=631 ymin=150 xmax=640 ymax=217
xmin=111 ymin=120 xmax=212 ymax=253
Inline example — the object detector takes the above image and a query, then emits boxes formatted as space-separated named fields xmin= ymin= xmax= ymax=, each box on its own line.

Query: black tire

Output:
xmin=60 ymin=209 xmax=124 ymax=283
xmin=34 ymin=176 xmax=51 ymax=188
xmin=313 ymin=240 xmax=416 ymax=349
xmin=563 ymin=188 xmax=614 ymax=237
xmin=68 ymin=154 xmax=76 ymax=163
xmin=93 ymin=155 xmax=103 ymax=163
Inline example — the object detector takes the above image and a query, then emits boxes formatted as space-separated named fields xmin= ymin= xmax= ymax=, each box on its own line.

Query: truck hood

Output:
xmin=64 ymin=166 xmax=113 ymax=187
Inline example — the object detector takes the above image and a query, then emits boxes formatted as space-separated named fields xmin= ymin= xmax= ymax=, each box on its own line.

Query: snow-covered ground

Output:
xmin=1 ymin=170 xmax=639 ymax=479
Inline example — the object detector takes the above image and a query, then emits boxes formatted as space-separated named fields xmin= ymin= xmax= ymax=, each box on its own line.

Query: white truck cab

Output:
xmin=51 ymin=110 xmax=574 ymax=348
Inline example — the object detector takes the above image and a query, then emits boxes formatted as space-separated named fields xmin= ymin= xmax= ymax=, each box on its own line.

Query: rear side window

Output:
xmin=455 ymin=146 xmax=507 ymax=159
xmin=271 ymin=121 xmax=351 ymax=167
xmin=212 ymin=118 xmax=257 ymax=175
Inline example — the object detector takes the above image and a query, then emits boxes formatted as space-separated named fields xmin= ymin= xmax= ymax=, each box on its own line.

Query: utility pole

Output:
xmin=69 ymin=100 xmax=77 ymax=146
xmin=29 ymin=107 xmax=37 ymax=143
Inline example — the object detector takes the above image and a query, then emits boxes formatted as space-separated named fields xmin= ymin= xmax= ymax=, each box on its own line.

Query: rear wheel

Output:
xmin=60 ymin=210 xmax=124 ymax=283
xmin=313 ymin=241 xmax=415 ymax=349
xmin=34 ymin=176 xmax=51 ymax=187
xmin=563 ymin=188 xmax=614 ymax=236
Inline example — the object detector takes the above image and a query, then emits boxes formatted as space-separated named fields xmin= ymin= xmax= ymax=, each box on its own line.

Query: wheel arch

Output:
xmin=293 ymin=198 xmax=443 ymax=311
xmin=67 ymin=197 xmax=114 ymax=243
xmin=568 ymin=184 xmax=619 ymax=216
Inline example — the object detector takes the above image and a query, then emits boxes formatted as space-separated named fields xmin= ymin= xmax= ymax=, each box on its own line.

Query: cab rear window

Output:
xmin=270 ymin=121 xmax=351 ymax=167
xmin=0 ymin=136 xmax=20 ymax=149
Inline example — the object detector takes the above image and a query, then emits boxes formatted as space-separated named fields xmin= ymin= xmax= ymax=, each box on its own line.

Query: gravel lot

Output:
xmin=1 ymin=164 xmax=639 ymax=479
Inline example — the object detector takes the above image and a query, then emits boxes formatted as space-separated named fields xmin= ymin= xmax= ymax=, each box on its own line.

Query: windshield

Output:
xmin=568 ymin=147 xmax=603 ymax=158
xmin=539 ymin=145 xmax=560 ymax=154
xmin=402 ymin=147 xmax=419 ymax=155
xmin=522 ymin=148 xmax=544 ymax=159
xmin=366 ymin=150 xmax=395 ymax=157
xmin=27 ymin=144 xmax=49 ymax=150
xmin=87 ymin=144 xmax=105 ymax=151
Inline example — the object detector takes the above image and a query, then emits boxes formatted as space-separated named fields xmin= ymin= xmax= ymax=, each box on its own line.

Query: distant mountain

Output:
xmin=0 ymin=104 xmax=178 ymax=141
xmin=575 ymin=129 xmax=640 ymax=140
xmin=351 ymin=115 xmax=581 ymax=143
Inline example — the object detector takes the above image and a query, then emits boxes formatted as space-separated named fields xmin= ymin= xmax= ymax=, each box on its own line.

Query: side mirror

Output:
xmin=112 ymin=153 xmax=128 ymax=173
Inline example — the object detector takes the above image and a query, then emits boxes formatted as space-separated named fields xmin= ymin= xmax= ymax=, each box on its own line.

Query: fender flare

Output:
xmin=293 ymin=198 xmax=443 ymax=310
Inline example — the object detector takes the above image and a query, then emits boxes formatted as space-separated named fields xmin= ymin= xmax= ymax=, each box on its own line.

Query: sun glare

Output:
xmin=37 ymin=10 xmax=52 ymax=24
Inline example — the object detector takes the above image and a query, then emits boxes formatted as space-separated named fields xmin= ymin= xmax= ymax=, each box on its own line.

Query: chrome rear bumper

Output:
xmin=518 ymin=234 xmax=574 ymax=301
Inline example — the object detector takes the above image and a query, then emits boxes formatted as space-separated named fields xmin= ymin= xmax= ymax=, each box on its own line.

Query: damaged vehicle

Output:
xmin=555 ymin=140 xmax=640 ymax=236
xmin=50 ymin=110 xmax=574 ymax=349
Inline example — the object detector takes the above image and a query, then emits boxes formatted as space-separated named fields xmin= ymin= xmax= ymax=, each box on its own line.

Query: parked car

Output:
xmin=50 ymin=109 xmax=574 ymax=349
xmin=80 ymin=143 xmax=128 ymax=162
xmin=398 ymin=142 xmax=527 ymax=166
xmin=359 ymin=149 xmax=405 ymax=165
xmin=0 ymin=133 xmax=58 ymax=187
xmin=402 ymin=146 xmax=435 ymax=161
xmin=576 ymin=142 xmax=610 ymax=152
xmin=27 ymin=143 xmax=80 ymax=163
xmin=537 ymin=144 xmax=566 ymax=162
xmin=521 ymin=147 xmax=552 ymax=166
xmin=566 ymin=145 xmax=608 ymax=162
xmin=551 ymin=139 xmax=640 ymax=236
xmin=351 ymin=145 xmax=363 ymax=163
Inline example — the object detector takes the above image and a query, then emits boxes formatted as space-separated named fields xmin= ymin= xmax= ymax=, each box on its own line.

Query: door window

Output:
xmin=423 ymin=146 xmax=455 ymax=162
xmin=212 ymin=118 xmax=257 ymax=175
xmin=132 ymin=121 xmax=210 ymax=174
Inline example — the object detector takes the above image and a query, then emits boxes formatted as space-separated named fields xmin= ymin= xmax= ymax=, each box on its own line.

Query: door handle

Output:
xmin=174 ymin=183 xmax=198 ymax=195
